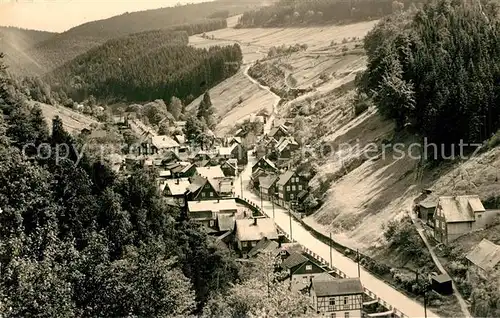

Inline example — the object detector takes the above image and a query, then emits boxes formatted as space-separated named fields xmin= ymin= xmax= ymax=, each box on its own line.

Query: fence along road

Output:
xmin=235 ymin=154 xmax=440 ymax=318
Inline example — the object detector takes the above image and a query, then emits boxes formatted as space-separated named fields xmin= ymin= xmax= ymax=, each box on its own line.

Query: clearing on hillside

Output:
xmin=33 ymin=102 xmax=99 ymax=134
xmin=188 ymin=19 xmax=377 ymax=135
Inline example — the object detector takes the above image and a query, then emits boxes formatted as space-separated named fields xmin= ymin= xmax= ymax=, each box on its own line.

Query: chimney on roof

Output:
xmin=253 ymin=218 xmax=257 ymax=225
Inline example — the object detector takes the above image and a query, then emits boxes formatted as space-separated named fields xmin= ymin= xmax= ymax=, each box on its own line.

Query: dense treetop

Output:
xmin=358 ymin=0 xmax=500 ymax=150
xmin=236 ymin=0 xmax=422 ymax=27
xmin=17 ymin=18 xmax=229 ymax=76
xmin=45 ymin=27 xmax=243 ymax=104
xmin=0 ymin=53 xmax=241 ymax=316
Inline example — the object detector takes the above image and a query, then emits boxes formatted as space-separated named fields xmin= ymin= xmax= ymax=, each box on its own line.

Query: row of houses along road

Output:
xmin=235 ymin=152 xmax=441 ymax=318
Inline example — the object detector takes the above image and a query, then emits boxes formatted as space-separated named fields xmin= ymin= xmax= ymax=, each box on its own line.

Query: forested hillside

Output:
xmin=0 ymin=51 xmax=311 ymax=316
xmin=358 ymin=0 xmax=500 ymax=150
xmin=236 ymin=0 xmax=421 ymax=27
xmin=12 ymin=0 xmax=273 ymax=76
xmin=16 ymin=18 xmax=229 ymax=76
xmin=0 ymin=26 xmax=56 ymax=75
xmin=46 ymin=28 xmax=242 ymax=103
xmin=0 ymin=54 xmax=240 ymax=316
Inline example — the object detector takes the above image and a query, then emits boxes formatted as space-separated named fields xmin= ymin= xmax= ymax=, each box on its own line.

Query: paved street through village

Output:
xmin=235 ymin=152 xmax=440 ymax=318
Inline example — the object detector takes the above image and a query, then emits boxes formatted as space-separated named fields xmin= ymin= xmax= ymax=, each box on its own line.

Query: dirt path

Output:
xmin=242 ymin=62 xmax=280 ymax=134
xmin=410 ymin=210 xmax=472 ymax=317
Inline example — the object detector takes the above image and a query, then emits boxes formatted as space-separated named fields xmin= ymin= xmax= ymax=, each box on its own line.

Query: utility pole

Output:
xmin=424 ymin=287 xmax=428 ymax=318
xmin=288 ymin=206 xmax=293 ymax=241
xmin=329 ymin=232 xmax=333 ymax=268
xmin=240 ymin=173 xmax=243 ymax=198
xmin=356 ymin=249 xmax=360 ymax=278
xmin=272 ymin=194 xmax=275 ymax=219
xmin=260 ymin=187 xmax=263 ymax=211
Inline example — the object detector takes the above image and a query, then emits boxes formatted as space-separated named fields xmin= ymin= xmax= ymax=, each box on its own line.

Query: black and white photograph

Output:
xmin=1 ymin=0 xmax=500 ymax=316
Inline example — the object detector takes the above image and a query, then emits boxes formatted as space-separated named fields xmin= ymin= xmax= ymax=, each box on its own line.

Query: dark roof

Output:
xmin=195 ymin=160 xmax=210 ymax=167
xmin=268 ymin=125 xmax=288 ymax=138
xmin=251 ymin=168 xmax=267 ymax=181
xmin=277 ymin=170 xmax=295 ymax=186
xmin=221 ymin=160 xmax=236 ymax=170
xmin=181 ymin=163 xmax=195 ymax=173
xmin=312 ymin=278 xmax=364 ymax=297
xmin=297 ymin=190 xmax=308 ymax=199
xmin=248 ymin=237 xmax=280 ymax=257
xmin=281 ymin=252 xmax=308 ymax=269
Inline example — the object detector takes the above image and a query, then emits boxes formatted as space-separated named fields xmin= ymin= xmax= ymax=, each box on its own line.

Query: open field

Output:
xmin=188 ymin=19 xmax=377 ymax=136
xmin=32 ymin=101 xmax=99 ymax=134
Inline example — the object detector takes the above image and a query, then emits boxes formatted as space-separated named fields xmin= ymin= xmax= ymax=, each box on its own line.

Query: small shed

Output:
xmin=419 ymin=198 xmax=437 ymax=223
xmin=431 ymin=274 xmax=453 ymax=295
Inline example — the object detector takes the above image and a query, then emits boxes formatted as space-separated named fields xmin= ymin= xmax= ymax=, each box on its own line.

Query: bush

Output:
xmin=383 ymin=217 xmax=424 ymax=260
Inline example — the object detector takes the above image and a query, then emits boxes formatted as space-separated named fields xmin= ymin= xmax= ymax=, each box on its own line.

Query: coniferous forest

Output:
xmin=358 ymin=0 xmax=500 ymax=149
xmin=236 ymin=0 xmax=424 ymax=27
xmin=0 ymin=53 xmax=242 ymax=316
xmin=45 ymin=25 xmax=243 ymax=104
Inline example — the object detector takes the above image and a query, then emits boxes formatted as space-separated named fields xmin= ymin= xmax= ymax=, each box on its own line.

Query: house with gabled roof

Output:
xmin=195 ymin=166 xmax=225 ymax=180
xmin=171 ymin=162 xmax=197 ymax=179
xmin=252 ymin=156 xmax=278 ymax=173
xmin=433 ymin=195 xmax=485 ymax=244
xmin=268 ymin=125 xmax=289 ymax=141
xmin=251 ymin=168 xmax=269 ymax=190
xmin=187 ymin=199 xmax=237 ymax=234
xmin=276 ymin=137 xmax=300 ymax=160
xmin=280 ymin=252 xmax=326 ymax=292
xmin=259 ymin=174 xmax=279 ymax=200
xmin=234 ymin=218 xmax=279 ymax=256
xmin=466 ymin=239 xmax=500 ymax=277
xmin=276 ymin=170 xmax=308 ymax=207
xmin=186 ymin=175 xmax=221 ymax=201
xmin=248 ymin=237 xmax=280 ymax=258
xmin=151 ymin=135 xmax=180 ymax=156
xmin=220 ymin=160 xmax=237 ymax=177
xmin=310 ymin=275 xmax=364 ymax=317
xmin=162 ymin=178 xmax=190 ymax=207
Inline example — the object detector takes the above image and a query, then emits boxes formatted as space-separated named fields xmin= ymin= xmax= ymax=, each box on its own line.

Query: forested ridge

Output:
xmin=358 ymin=0 xmax=500 ymax=150
xmin=0 ymin=52 xmax=311 ymax=317
xmin=16 ymin=18 xmax=229 ymax=77
xmin=45 ymin=27 xmax=243 ymax=104
xmin=0 ymin=53 xmax=240 ymax=316
xmin=236 ymin=0 xmax=423 ymax=27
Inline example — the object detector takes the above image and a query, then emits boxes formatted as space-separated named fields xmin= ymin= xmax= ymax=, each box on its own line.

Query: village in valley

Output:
xmin=4 ymin=0 xmax=500 ymax=316
xmin=98 ymin=100 xmax=500 ymax=318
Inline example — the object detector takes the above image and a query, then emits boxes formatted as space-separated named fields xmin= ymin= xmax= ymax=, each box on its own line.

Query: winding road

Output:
xmin=235 ymin=153 xmax=440 ymax=318
xmin=243 ymin=62 xmax=280 ymax=134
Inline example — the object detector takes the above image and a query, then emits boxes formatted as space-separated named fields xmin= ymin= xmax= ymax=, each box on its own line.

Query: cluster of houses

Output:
xmin=415 ymin=192 xmax=500 ymax=245
xmin=247 ymin=237 xmax=365 ymax=317
xmin=255 ymin=123 xmax=301 ymax=163
xmin=249 ymin=121 xmax=314 ymax=211
xmin=105 ymin=113 xmax=370 ymax=316
xmin=251 ymin=155 xmax=310 ymax=211
xmin=415 ymin=192 xmax=500 ymax=279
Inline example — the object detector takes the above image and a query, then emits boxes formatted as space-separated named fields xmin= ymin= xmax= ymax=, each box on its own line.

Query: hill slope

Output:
xmin=47 ymin=28 xmax=242 ymax=104
xmin=236 ymin=0 xmax=422 ymax=27
xmin=9 ymin=0 xmax=270 ymax=76
xmin=0 ymin=26 xmax=56 ymax=75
